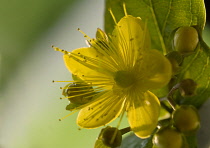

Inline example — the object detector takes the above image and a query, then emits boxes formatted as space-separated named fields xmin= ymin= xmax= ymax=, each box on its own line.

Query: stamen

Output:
xmin=71 ymin=50 xmax=118 ymax=72
xmin=109 ymin=8 xmax=117 ymax=25
xmin=116 ymin=109 xmax=125 ymax=129
xmin=110 ymin=107 xmax=125 ymax=144
xmin=53 ymin=80 xmax=76 ymax=83
xmin=123 ymin=3 xmax=128 ymax=16
xmin=52 ymin=46 xmax=68 ymax=54
xmin=77 ymin=28 xmax=91 ymax=40
xmin=60 ymin=90 xmax=96 ymax=100
xmin=59 ymin=110 xmax=78 ymax=121
xmin=60 ymin=85 xmax=92 ymax=90
xmin=141 ymin=19 xmax=148 ymax=50
xmin=70 ymin=54 xmax=114 ymax=76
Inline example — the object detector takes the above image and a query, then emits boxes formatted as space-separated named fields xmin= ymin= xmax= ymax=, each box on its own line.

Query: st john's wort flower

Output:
xmin=54 ymin=9 xmax=172 ymax=138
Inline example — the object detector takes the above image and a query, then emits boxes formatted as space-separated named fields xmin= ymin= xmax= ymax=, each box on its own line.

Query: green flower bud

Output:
xmin=62 ymin=82 xmax=95 ymax=104
xmin=153 ymin=126 xmax=185 ymax=148
xmin=179 ymin=79 xmax=197 ymax=97
xmin=96 ymin=28 xmax=108 ymax=41
xmin=172 ymin=105 xmax=200 ymax=135
xmin=102 ymin=127 xmax=122 ymax=147
xmin=173 ymin=26 xmax=199 ymax=54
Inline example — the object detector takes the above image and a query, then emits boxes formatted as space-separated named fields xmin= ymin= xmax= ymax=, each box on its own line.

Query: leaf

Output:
xmin=105 ymin=0 xmax=206 ymax=54
xmin=121 ymin=134 xmax=153 ymax=148
xmin=175 ymin=41 xmax=210 ymax=108
xmin=185 ymin=135 xmax=198 ymax=148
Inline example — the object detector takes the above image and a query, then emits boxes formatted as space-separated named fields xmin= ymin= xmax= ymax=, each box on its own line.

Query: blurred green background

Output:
xmin=0 ymin=0 xmax=112 ymax=148
xmin=0 ymin=0 xmax=209 ymax=148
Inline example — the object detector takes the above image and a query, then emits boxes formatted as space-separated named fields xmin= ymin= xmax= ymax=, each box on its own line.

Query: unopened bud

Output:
xmin=172 ymin=105 xmax=200 ymax=135
xmin=179 ymin=79 xmax=197 ymax=97
xmin=153 ymin=126 xmax=185 ymax=148
xmin=173 ymin=26 xmax=199 ymax=54
xmin=102 ymin=127 xmax=122 ymax=147
xmin=62 ymin=82 xmax=95 ymax=104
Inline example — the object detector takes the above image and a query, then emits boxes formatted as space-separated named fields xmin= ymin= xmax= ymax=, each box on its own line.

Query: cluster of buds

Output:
xmin=166 ymin=26 xmax=199 ymax=76
xmin=153 ymin=105 xmax=200 ymax=148
xmin=153 ymin=26 xmax=200 ymax=147
xmin=152 ymin=77 xmax=200 ymax=148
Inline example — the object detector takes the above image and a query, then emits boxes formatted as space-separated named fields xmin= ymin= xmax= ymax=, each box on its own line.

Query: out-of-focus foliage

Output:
xmin=0 ymin=0 xmax=75 ymax=92
xmin=0 ymin=1 xmax=107 ymax=148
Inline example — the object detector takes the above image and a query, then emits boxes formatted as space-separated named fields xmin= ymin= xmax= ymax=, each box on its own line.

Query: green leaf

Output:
xmin=105 ymin=0 xmax=206 ymax=54
xmin=175 ymin=41 xmax=210 ymax=108
xmin=185 ymin=135 xmax=198 ymax=148
xmin=121 ymin=134 xmax=153 ymax=148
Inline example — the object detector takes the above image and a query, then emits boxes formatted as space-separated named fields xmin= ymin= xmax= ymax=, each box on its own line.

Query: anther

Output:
xmin=59 ymin=111 xmax=78 ymax=121
xmin=52 ymin=46 xmax=68 ymax=54
xmin=77 ymin=28 xmax=91 ymax=40
xmin=52 ymin=80 xmax=75 ymax=83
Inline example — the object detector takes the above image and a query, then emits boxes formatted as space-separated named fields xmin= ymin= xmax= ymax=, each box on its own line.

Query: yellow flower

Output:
xmin=55 ymin=10 xmax=172 ymax=138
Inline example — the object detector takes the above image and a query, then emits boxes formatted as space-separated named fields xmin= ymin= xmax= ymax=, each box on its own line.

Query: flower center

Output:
xmin=114 ymin=70 xmax=135 ymax=88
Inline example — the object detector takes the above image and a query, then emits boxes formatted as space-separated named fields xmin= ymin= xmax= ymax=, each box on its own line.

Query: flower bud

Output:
xmin=179 ymin=79 xmax=197 ymax=97
xmin=172 ymin=105 xmax=200 ymax=135
xmin=62 ymin=82 xmax=95 ymax=104
xmin=96 ymin=28 xmax=108 ymax=41
xmin=153 ymin=126 xmax=185 ymax=148
xmin=173 ymin=26 xmax=199 ymax=54
xmin=102 ymin=127 xmax=122 ymax=147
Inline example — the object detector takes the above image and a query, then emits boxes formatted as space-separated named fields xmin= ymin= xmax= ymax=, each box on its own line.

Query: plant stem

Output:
xmin=120 ymin=127 xmax=131 ymax=135
xmin=166 ymin=83 xmax=180 ymax=110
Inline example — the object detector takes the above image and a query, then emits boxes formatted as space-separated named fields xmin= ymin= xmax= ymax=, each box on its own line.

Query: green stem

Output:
xmin=120 ymin=127 xmax=131 ymax=135
xmin=160 ymin=102 xmax=173 ymax=113
xmin=166 ymin=83 xmax=180 ymax=110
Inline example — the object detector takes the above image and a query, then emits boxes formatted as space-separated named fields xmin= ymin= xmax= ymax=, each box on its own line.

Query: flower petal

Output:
xmin=112 ymin=15 xmax=150 ymax=54
xmin=63 ymin=47 xmax=103 ymax=77
xmin=138 ymin=50 xmax=172 ymax=90
xmin=77 ymin=91 xmax=125 ymax=128
xmin=63 ymin=47 xmax=115 ymax=89
xmin=127 ymin=91 xmax=160 ymax=138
